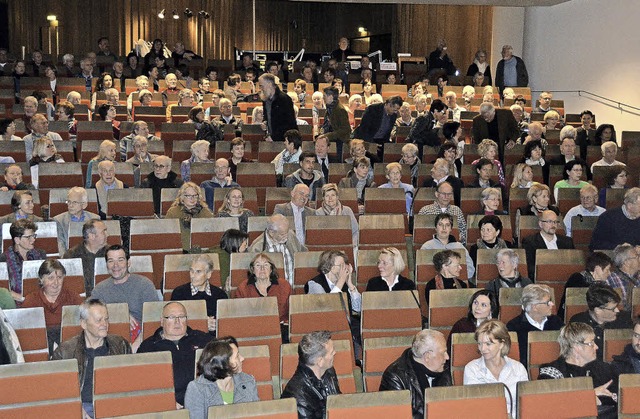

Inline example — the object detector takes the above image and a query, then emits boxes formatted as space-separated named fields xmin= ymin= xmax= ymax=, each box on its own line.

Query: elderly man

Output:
xmin=569 ymin=282 xmax=632 ymax=361
xmin=53 ymin=299 xmax=131 ymax=419
xmin=138 ymin=302 xmax=213 ymax=407
xmin=472 ymin=102 xmax=519 ymax=164
xmin=612 ymin=318 xmax=640 ymax=374
xmin=22 ymin=113 xmax=63 ymax=160
xmin=66 ymin=91 xmax=82 ymax=105
xmin=94 ymin=160 xmax=126 ymax=219
xmin=380 ymin=329 xmax=451 ymax=419
xmin=0 ymin=164 xmax=34 ymax=191
xmin=172 ymin=41 xmax=197 ymax=62
xmin=506 ymin=284 xmax=564 ymax=367
xmin=77 ymin=58 xmax=94 ymax=92
xmin=125 ymin=135 xmax=158 ymax=166
xmin=274 ymin=184 xmax=315 ymax=246
xmin=427 ymin=38 xmax=456 ymax=75
xmin=141 ymin=155 xmax=183 ymax=215
xmin=354 ymin=96 xmax=403 ymax=154
xmin=258 ymin=73 xmax=297 ymax=142
xmin=420 ymin=213 xmax=475 ymax=281
xmin=217 ymin=98 xmax=242 ymax=128
xmin=606 ymin=243 xmax=640 ymax=311
xmin=60 ymin=53 xmax=79 ymax=77
xmin=103 ymin=88 xmax=120 ymax=106
xmin=548 ymin=127 xmax=591 ymax=181
xmin=534 ymin=91 xmax=555 ymax=113
xmin=314 ymin=136 xmax=336 ymax=182
xmin=590 ymin=141 xmax=626 ymax=174
xmin=21 ymin=96 xmax=38 ymax=133
xmin=161 ymin=73 xmax=180 ymax=106
xmin=521 ymin=210 xmax=575 ymax=279
xmin=590 ymin=188 xmax=640 ymax=250
xmin=421 ymin=157 xmax=463 ymax=207
xmin=444 ymin=91 xmax=466 ymax=122
xmin=558 ymin=252 xmax=613 ymax=320
xmin=53 ymin=187 xmax=100 ymax=255
xmin=563 ymin=185 xmax=605 ymax=237
xmin=200 ymin=158 xmax=240 ymax=211
xmin=281 ymin=331 xmax=341 ymax=418
xmin=495 ymin=44 xmax=529 ymax=92
xmin=418 ymin=181 xmax=467 ymax=245
xmin=91 ymin=245 xmax=159 ymax=345
xmin=284 ymin=151 xmax=326 ymax=201
xmin=64 ymin=219 xmax=109 ymax=296
xmin=248 ymin=214 xmax=307 ymax=285
xmin=330 ymin=37 xmax=355 ymax=62
xmin=119 ymin=121 xmax=159 ymax=162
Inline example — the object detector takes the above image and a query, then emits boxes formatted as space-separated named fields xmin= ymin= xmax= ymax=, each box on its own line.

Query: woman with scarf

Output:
xmin=315 ymin=183 xmax=358 ymax=245
xmin=338 ymin=156 xmax=376 ymax=215
xmin=469 ymin=215 xmax=512 ymax=266
xmin=271 ymin=129 xmax=303 ymax=184
xmin=485 ymin=249 xmax=532 ymax=296
xmin=165 ymin=182 xmax=214 ymax=251
xmin=319 ymin=86 xmax=351 ymax=163
xmin=424 ymin=249 xmax=468 ymax=306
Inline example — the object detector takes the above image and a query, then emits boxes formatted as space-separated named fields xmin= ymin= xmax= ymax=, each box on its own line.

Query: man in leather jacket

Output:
xmin=281 ymin=331 xmax=341 ymax=418
xmin=379 ymin=329 xmax=451 ymax=419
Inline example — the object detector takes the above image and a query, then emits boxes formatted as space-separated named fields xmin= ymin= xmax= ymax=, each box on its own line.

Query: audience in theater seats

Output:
xmin=407 ymin=99 xmax=447 ymax=158
xmin=53 ymin=298 xmax=131 ymax=418
xmin=421 ymin=213 xmax=475 ymax=281
xmin=520 ymin=139 xmax=549 ymax=184
xmin=590 ymin=188 xmax=640 ymax=250
xmin=558 ymin=252 xmax=613 ymax=320
xmin=0 ymin=190 xmax=43 ymax=224
xmin=380 ymin=329 xmax=451 ymax=419
xmin=472 ymin=102 xmax=519 ymax=164
xmin=562 ymin=184 xmax=605 ymax=238
xmin=418 ymin=181 xmax=467 ymax=245
xmin=424 ymin=249 xmax=468 ymax=305
xmin=447 ymin=290 xmax=498 ymax=351
xmin=517 ymin=183 xmax=559 ymax=219
xmin=0 ymin=164 xmax=34 ymax=191
xmin=605 ymin=243 xmax=640 ymax=311
xmin=281 ymin=331 xmax=340 ymax=417
xmin=165 ymin=182 xmax=213 ymax=251
xmin=590 ymin=141 xmax=626 ymax=174
xmin=140 ymin=155 xmax=183 ymax=215
xmin=315 ymin=183 xmax=359 ymax=245
xmin=227 ymin=137 xmax=250 ymax=182
xmin=569 ymin=282 xmax=632 ymax=361
xmin=138 ymin=301 xmax=213 ymax=407
xmin=521 ymin=210 xmax=574 ymax=279
xmin=199 ymin=158 xmax=239 ymax=211
xmin=284 ymin=151 xmax=326 ymax=201
xmin=378 ymin=162 xmax=415 ymax=215
xmin=216 ymin=187 xmax=254 ymax=234
xmin=354 ymin=95 xmax=403 ymax=156
xmin=125 ymin=135 xmax=157 ymax=166
xmin=119 ymin=120 xmax=160 ymax=162
xmin=392 ymin=102 xmax=415 ymax=141
xmin=53 ymin=187 xmax=100 ymax=255
xmin=64 ymin=219 xmax=109 ymax=296
xmin=485 ymin=248 xmax=532 ymax=296
xmin=366 ymin=247 xmax=415 ymax=292
xmin=22 ymin=113 xmax=63 ymax=162
xmin=472 ymin=139 xmax=505 ymax=187
xmin=553 ymin=160 xmax=589 ymax=203
xmin=211 ymin=229 xmax=249 ymax=293
xmin=421 ymin=158 xmax=463 ymax=207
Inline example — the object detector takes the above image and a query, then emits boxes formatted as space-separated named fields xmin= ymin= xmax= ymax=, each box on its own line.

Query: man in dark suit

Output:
xmin=521 ymin=210 xmax=575 ymax=280
xmin=575 ymin=110 xmax=596 ymax=161
xmin=422 ymin=158 xmax=463 ymax=207
xmin=273 ymin=184 xmax=315 ymax=246
xmin=547 ymin=132 xmax=592 ymax=181
xmin=353 ymin=96 xmax=403 ymax=159
xmin=314 ymin=136 xmax=340 ymax=182
xmin=472 ymin=102 xmax=519 ymax=165
xmin=258 ymin=73 xmax=297 ymax=141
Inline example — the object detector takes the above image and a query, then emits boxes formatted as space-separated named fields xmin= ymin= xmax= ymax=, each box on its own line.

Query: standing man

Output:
xmin=495 ymin=45 xmax=529 ymax=93
xmin=258 ymin=73 xmax=297 ymax=142
xmin=283 ymin=152 xmax=326 ymax=201
xmin=281 ymin=331 xmax=341 ymax=418
xmin=472 ymin=103 xmax=519 ymax=164
xmin=354 ymin=96 xmax=403 ymax=158
xmin=64 ymin=219 xmax=108 ymax=296
xmin=314 ymin=136 xmax=335 ymax=182
xmin=274 ymin=184 xmax=315 ymax=246
xmin=427 ymin=39 xmax=456 ymax=75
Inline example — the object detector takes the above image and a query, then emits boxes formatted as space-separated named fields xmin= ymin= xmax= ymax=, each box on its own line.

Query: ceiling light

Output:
xmin=158 ymin=9 xmax=165 ymax=19
xmin=47 ymin=15 xmax=56 ymax=21
xmin=184 ymin=8 xmax=194 ymax=18
xmin=172 ymin=10 xmax=179 ymax=19
xmin=199 ymin=10 xmax=210 ymax=19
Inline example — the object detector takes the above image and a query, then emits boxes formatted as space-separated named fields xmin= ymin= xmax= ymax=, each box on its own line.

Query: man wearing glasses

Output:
xmin=141 ymin=155 xmax=183 ymax=215
xmin=521 ymin=210 xmax=575 ymax=279
xmin=53 ymin=187 xmax=100 ymax=256
xmin=138 ymin=302 xmax=212 ymax=408
xmin=418 ymin=181 xmax=467 ymax=246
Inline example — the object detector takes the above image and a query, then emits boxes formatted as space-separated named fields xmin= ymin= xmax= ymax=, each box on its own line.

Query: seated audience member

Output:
xmin=606 ymin=243 xmax=640 ymax=311
xmin=510 ymin=104 xmax=528 ymax=135
xmin=165 ymin=182 xmax=213 ymax=251
xmin=575 ymin=110 xmax=595 ymax=160
xmin=378 ymin=162 xmax=415 ymax=215
xmin=236 ymin=252 xmax=292 ymax=325
xmin=553 ymin=160 xmax=589 ymax=203
xmin=469 ymin=215 xmax=512 ymax=267
xmin=200 ymin=158 xmax=240 ymax=211
xmin=543 ymin=110 xmax=563 ymax=131
xmin=52 ymin=299 xmax=131 ymax=419
xmin=66 ymin=91 xmax=82 ymax=106
xmin=538 ymin=322 xmax=618 ymax=417
xmin=463 ymin=320 xmax=528 ymax=417
xmin=521 ymin=210 xmax=575 ymax=279
xmin=85 ymin=139 xmax=117 ymax=188
xmin=472 ymin=139 xmax=505 ymax=187
xmin=22 ymin=113 xmax=63 ymax=161
xmin=141 ymin=155 xmax=184 ymax=215
xmin=228 ymin=137 xmax=250 ymax=182
xmin=444 ymin=91 xmax=466 ymax=123
xmin=407 ymin=99 xmax=447 ymax=158
xmin=64 ymin=220 xmax=109 ymax=296
xmin=20 ymin=96 xmax=39 ymax=134
xmin=28 ymin=136 xmax=64 ymax=187
xmin=315 ymin=183 xmax=359 ymax=245
xmin=393 ymin=102 xmax=415 ymax=136
xmin=94 ymin=104 xmax=120 ymax=141
xmin=590 ymin=141 xmax=626 ymax=174
xmin=366 ymin=247 xmax=415 ymax=292
xmin=485 ymin=249 xmax=532 ymax=296
xmin=520 ymin=138 xmax=549 ymax=184
xmin=563 ymin=184 xmax=605 ymax=237
xmin=598 ymin=165 xmax=628 ymax=207
xmin=138 ymin=302 xmax=214 ymax=406
xmin=161 ymin=73 xmax=180 ymax=107
xmin=506 ymin=284 xmax=564 ymax=367
xmin=590 ymin=188 xmax=640 ymax=250
xmin=126 ymin=75 xmax=149 ymax=112
xmin=380 ymin=329 xmax=451 ymax=419
xmin=217 ymin=98 xmax=243 ymax=131
xmin=344 ymin=138 xmax=378 ymax=166
xmin=469 ymin=159 xmax=501 ymax=193
xmin=612 ymin=318 xmax=640 ymax=374
xmin=284 ymin=151 xmax=326 ymax=201
xmin=338 ymin=156 xmax=376 ymax=215
xmin=119 ymin=120 xmax=160 ymax=162
xmin=510 ymin=163 xmax=535 ymax=190
xmin=248 ymin=214 xmax=307 ymax=286
xmin=184 ymin=337 xmax=258 ymax=418
xmin=55 ymin=101 xmax=79 ymax=143
xmin=281 ymin=331 xmax=340 ymax=417
xmin=534 ymin=91 xmax=554 ymax=114
xmin=180 ymin=140 xmax=212 ymax=183
xmin=517 ymin=183 xmax=559 ymax=218
xmin=272 ymin=129 xmax=303 ymax=179
xmin=440 ymin=125 xmax=465 ymax=174
xmin=0 ymin=118 xmax=21 ymax=141
xmin=569 ymin=282 xmax=632 ymax=361
xmin=594 ymin=123 xmax=616 ymax=146
xmin=424 ymin=249 xmax=468 ymax=305
xmin=53 ymin=187 xmax=100 ymax=255
xmin=478 ymin=187 xmax=507 ymax=216
xmin=212 ymin=229 xmax=249 ymax=292
xmin=216 ymin=187 xmax=254 ymax=234
xmin=399 ymin=143 xmax=421 ymax=187
xmin=558 ymin=252 xmax=613 ymax=320
xmin=90 ymin=244 xmax=160 ymax=345
xmin=0 ymin=190 xmax=43 ymax=224
xmin=421 ymin=213 xmax=475 ymax=281
xmin=22 ymin=258 xmax=83 ymax=354
xmin=517 ymin=121 xmax=546 ymax=147
xmin=418 ymin=181 xmax=467 ymax=246
xmin=548 ymin=127 xmax=591 ymax=179
xmin=447 ymin=290 xmax=498 ymax=351
xmin=125 ymin=136 xmax=157 ymax=166
xmin=421 ymin=158 xmax=463 ymax=207
xmin=273 ymin=184 xmax=314 ymax=246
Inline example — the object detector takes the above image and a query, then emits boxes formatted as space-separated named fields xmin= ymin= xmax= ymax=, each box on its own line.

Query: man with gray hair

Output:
xmin=274 ymin=183 xmax=315 ymax=245
xmin=590 ymin=187 xmax=640 ymax=250
xmin=506 ymin=284 xmax=564 ymax=367
xmin=141 ymin=155 xmax=183 ymax=215
xmin=472 ymin=102 xmax=519 ymax=164
xmin=61 ymin=53 xmax=79 ymax=77
xmin=421 ymin=157 xmax=463 ymax=207
xmin=590 ymin=141 xmax=626 ymax=174
xmin=119 ymin=120 xmax=160 ymax=162
xmin=54 ymin=186 xmax=100 ymax=256
xmin=605 ymin=243 xmax=640 ymax=310
xmin=563 ymin=184 xmax=605 ymax=237
xmin=485 ymin=248 xmax=532 ymax=295
xmin=281 ymin=331 xmax=340 ymax=418
xmin=379 ymin=329 xmax=451 ymax=419
xmin=22 ymin=113 xmax=63 ymax=160
xmin=64 ymin=219 xmax=109 ymax=295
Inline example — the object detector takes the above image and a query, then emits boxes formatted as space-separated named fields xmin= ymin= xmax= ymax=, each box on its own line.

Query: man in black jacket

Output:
xmin=140 ymin=155 xmax=183 ymax=215
xmin=281 ymin=330 xmax=341 ymax=418
xmin=258 ymin=73 xmax=297 ymax=142
xmin=379 ymin=329 xmax=451 ymax=419
xmin=612 ymin=318 xmax=640 ymax=374
xmin=353 ymin=96 xmax=403 ymax=159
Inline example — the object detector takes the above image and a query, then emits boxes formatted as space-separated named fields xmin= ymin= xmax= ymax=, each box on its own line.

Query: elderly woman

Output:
xmin=510 ymin=163 xmax=535 ymax=189
xmin=543 ymin=110 xmax=563 ymax=131
xmin=366 ymin=247 xmax=415 ymax=291
xmin=485 ymin=249 xmax=532 ymax=296
xmin=413 ymin=94 xmax=429 ymax=117
xmin=30 ymin=136 xmax=64 ymax=166
xmin=170 ymin=254 xmax=228 ymax=332
xmin=271 ymin=130 xmax=302 ymax=177
xmin=316 ymin=183 xmax=359 ymax=245
xmin=598 ymin=165 xmax=628 ymax=207
xmin=126 ymin=75 xmax=149 ymax=112
xmin=0 ymin=190 xmax=43 ymax=224
xmin=228 ymin=137 xmax=250 ymax=182
xmin=251 ymin=106 xmax=264 ymax=126
xmin=378 ymin=162 xmax=415 ymax=215
xmin=347 ymin=94 xmax=363 ymax=128
xmin=478 ymin=187 xmax=507 ymax=216
xmin=538 ymin=322 xmax=618 ymax=416
xmin=125 ymin=136 xmax=158 ymax=166
xmin=399 ymin=143 xmax=421 ymax=187
xmin=185 ymin=338 xmax=258 ymax=417
xmin=447 ymin=289 xmax=498 ymax=351
xmin=305 ymin=250 xmax=359 ymax=313
xmin=461 ymin=86 xmax=475 ymax=108
xmin=338 ymin=157 xmax=376 ymax=215
xmin=425 ymin=249 xmax=468 ymax=305
xmin=472 ymin=139 xmax=505 ymax=186
xmin=553 ymin=160 xmax=589 ymax=202
xmin=236 ymin=253 xmax=292 ymax=324
xmin=22 ymin=259 xmax=83 ymax=354
xmin=469 ymin=215 xmax=512 ymax=266
xmin=166 ymin=182 xmax=214 ymax=251
xmin=464 ymin=320 xmax=528 ymax=416
xmin=344 ymin=138 xmax=378 ymax=165
xmin=85 ymin=139 xmax=117 ymax=188
xmin=217 ymin=187 xmax=255 ymax=234
xmin=0 ymin=219 xmax=47 ymax=302
xmin=517 ymin=183 xmax=560 ymax=217
xmin=180 ymin=139 xmax=212 ymax=182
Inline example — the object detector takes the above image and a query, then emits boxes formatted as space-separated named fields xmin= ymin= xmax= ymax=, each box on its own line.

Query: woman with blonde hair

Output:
xmin=378 ymin=162 xmax=415 ymax=215
xmin=365 ymin=247 xmax=414 ymax=291
xmin=510 ymin=163 xmax=535 ymax=189
xmin=216 ymin=187 xmax=254 ymax=234
xmin=165 ymin=182 xmax=214 ymax=251
xmin=85 ymin=139 xmax=116 ymax=188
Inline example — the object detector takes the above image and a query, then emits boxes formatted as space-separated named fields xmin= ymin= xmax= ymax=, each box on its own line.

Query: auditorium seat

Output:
xmin=429 ymin=289 xmax=478 ymax=342
xmin=292 ymin=251 xmax=324 ymax=295
xmin=517 ymin=215 xmax=566 ymax=244
xmin=604 ymin=328 xmax=633 ymax=363
xmin=327 ymin=163 xmax=350 ymax=184
xmin=288 ymin=293 xmax=352 ymax=344
xmin=535 ymin=249 xmax=585 ymax=303
xmin=236 ymin=162 xmax=277 ymax=209
xmin=61 ymin=302 xmax=131 ymax=343
xmin=131 ymin=106 xmax=167 ymax=127
xmin=190 ymin=216 xmax=238 ymax=252
xmin=363 ymin=187 xmax=407 ymax=215
xmin=382 ymin=143 xmax=405 ymax=163
xmin=412 ymin=213 xmax=460 ymax=249
xmin=605 ymin=188 xmax=626 ymax=209
xmin=527 ymin=330 xmax=561 ymax=380
xmin=3 ymin=307 xmax=48 ymax=362
xmin=460 ymin=164 xmax=498 ymax=186
xmin=499 ymin=287 xmax=525 ymax=323
xmin=618 ymin=373 xmax=640 ymax=419
xmin=171 ymin=139 xmax=196 ymax=163
xmin=76 ymin=121 xmax=114 ymax=142
xmin=517 ymin=377 xmax=597 ymax=419
xmin=188 ymin=162 xmax=215 ymax=186
xmin=360 ymin=290 xmax=422 ymax=340
xmin=258 ymin=141 xmax=286 ymax=163
xmin=111 ymin=411 xmax=190 ymax=418
xmin=563 ymin=286 xmax=588 ymax=324
xmin=358 ymin=214 xmax=406 ymax=251
xmin=556 ymin=187 xmax=582 ymax=215
xmin=37 ymin=162 xmax=84 ymax=189
xmin=141 ymin=299 xmax=208 ymax=340
xmin=362 ymin=335 xmax=413 ymax=392
xmin=0 ymin=141 xmax=27 ymax=162
xmin=450 ymin=332 xmax=519 ymax=385
xmin=475 ymin=248 xmax=527 ymax=289
xmin=326 ymin=390 xmax=412 ymax=418
xmin=159 ymin=188 xmax=180 ymax=216
xmin=106 ymin=189 xmax=155 ymax=218
xmin=425 ymin=383 xmax=508 ymax=418
xmin=570 ymin=215 xmax=599 ymax=251
xmin=304 ymin=216 xmax=355 ymax=261
xmin=265 ymin=187 xmax=293 ymax=215
xmin=207 ymin=398 xmax=297 ymax=418
xmin=228 ymin=252 xmax=285 ymax=298
xmin=415 ymin=248 xmax=468 ymax=318
xmin=214 ymin=140 xmax=256 ymax=161
xmin=49 ymin=188 xmax=99 ymax=218
xmin=355 ymin=249 xmax=409 ymax=293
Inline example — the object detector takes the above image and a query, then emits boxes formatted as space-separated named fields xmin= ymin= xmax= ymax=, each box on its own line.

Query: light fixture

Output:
xmin=46 ymin=15 xmax=56 ymax=21
xmin=172 ymin=10 xmax=179 ymax=19
xmin=158 ymin=9 xmax=165 ymax=19
xmin=184 ymin=8 xmax=194 ymax=18
xmin=199 ymin=10 xmax=210 ymax=19
xmin=358 ymin=27 xmax=367 ymax=33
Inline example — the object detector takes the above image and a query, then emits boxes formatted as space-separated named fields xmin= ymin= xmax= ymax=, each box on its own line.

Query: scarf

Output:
xmin=500 ymin=274 xmax=523 ymax=288
xmin=525 ymin=157 xmax=546 ymax=167
xmin=180 ymin=204 xmax=203 ymax=229
xmin=476 ymin=238 xmax=509 ymax=250
xmin=434 ymin=273 xmax=464 ymax=290
xmin=473 ymin=59 xmax=488 ymax=74
xmin=322 ymin=201 xmax=343 ymax=216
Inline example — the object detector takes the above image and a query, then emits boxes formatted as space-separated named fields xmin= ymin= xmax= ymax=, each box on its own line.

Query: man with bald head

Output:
xmin=200 ymin=158 xmax=240 ymax=211
xmin=141 ymin=155 xmax=184 ymax=215
xmin=274 ymin=183 xmax=315 ymax=246
xmin=522 ymin=210 xmax=575 ymax=280
xmin=138 ymin=301 xmax=213 ymax=407
xmin=161 ymin=73 xmax=180 ymax=106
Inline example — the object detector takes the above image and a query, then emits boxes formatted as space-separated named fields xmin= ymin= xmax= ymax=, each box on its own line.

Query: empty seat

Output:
xmin=358 ymin=214 xmax=406 ymax=251
xmin=564 ymin=287 xmax=588 ymax=324
xmin=499 ymin=287 xmax=525 ymax=323
xmin=429 ymin=289 xmax=478 ymax=342
xmin=364 ymin=187 xmax=408 ymax=215
xmin=450 ymin=332 xmax=519 ymax=385
xmin=288 ymin=293 xmax=352 ymax=344
xmin=425 ymin=383 xmax=509 ymax=418
xmin=37 ymin=163 xmax=84 ymax=189
xmin=3 ymin=307 xmax=49 ymax=362
xmin=361 ymin=291 xmax=422 ymax=340
xmin=527 ymin=330 xmax=561 ymax=380
xmin=110 ymin=411 xmax=190 ymax=419
xmin=107 ymin=189 xmax=155 ymax=218
xmin=189 ymin=217 xmax=238 ymax=252
xmin=604 ymin=328 xmax=633 ymax=363
xmin=362 ymin=335 xmax=413 ymax=392
xmin=535 ymin=249 xmax=585 ymax=304
xmin=619 ymin=373 xmax=640 ymax=419
xmin=207 ymin=398 xmax=298 ymax=418
xmin=60 ymin=302 xmax=131 ymax=344
xmin=141 ymin=299 xmax=208 ymax=340
xmin=237 ymin=344 xmax=274 ymax=401
xmin=517 ymin=377 xmax=598 ymax=419
xmin=570 ymin=215 xmax=600 ymax=250
xmin=325 ymin=390 xmax=412 ymax=418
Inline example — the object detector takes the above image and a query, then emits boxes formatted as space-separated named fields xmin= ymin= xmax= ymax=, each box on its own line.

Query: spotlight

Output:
xmin=184 ymin=8 xmax=194 ymax=18
xmin=172 ymin=10 xmax=179 ymax=19
xmin=157 ymin=9 xmax=165 ymax=19
xmin=47 ymin=15 xmax=57 ymax=21
xmin=199 ymin=10 xmax=210 ymax=19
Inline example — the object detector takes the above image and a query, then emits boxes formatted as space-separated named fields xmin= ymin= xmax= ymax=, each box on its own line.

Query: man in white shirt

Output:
xmin=22 ymin=114 xmax=63 ymax=160
xmin=563 ymin=185 xmax=605 ymax=237
xmin=444 ymin=91 xmax=466 ymax=122
xmin=591 ymin=141 xmax=626 ymax=174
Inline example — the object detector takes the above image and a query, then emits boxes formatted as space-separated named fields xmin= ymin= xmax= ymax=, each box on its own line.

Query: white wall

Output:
xmin=522 ymin=0 xmax=640 ymax=133
xmin=491 ymin=7 xmax=525 ymax=74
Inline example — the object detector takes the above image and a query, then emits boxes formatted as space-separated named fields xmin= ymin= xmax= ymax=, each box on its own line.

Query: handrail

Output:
xmin=533 ymin=89 xmax=640 ymax=117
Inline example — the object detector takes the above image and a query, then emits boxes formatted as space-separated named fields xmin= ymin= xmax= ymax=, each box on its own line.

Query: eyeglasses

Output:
xmin=163 ymin=315 xmax=187 ymax=321
xmin=580 ymin=340 xmax=596 ymax=347
xmin=535 ymin=300 xmax=554 ymax=306
xmin=21 ymin=234 xmax=37 ymax=240
xmin=66 ymin=200 xmax=86 ymax=206
xmin=598 ymin=305 xmax=619 ymax=312
xmin=540 ymin=220 xmax=560 ymax=225
xmin=183 ymin=194 xmax=198 ymax=200
xmin=437 ymin=192 xmax=453 ymax=197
